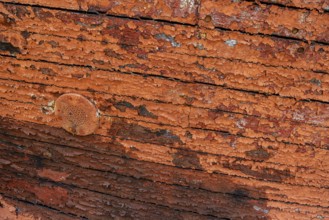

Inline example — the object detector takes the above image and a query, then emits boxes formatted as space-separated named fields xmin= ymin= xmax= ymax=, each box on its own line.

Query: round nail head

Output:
xmin=54 ymin=93 xmax=99 ymax=136
xmin=204 ymin=15 xmax=212 ymax=23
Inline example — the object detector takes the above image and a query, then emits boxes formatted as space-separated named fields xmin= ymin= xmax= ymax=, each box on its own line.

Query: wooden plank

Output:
xmin=0 ymin=149 xmax=276 ymax=219
xmin=0 ymin=4 xmax=328 ymax=74
xmin=1 ymin=47 xmax=329 ymax=133
xmin=1 ymin=0 xmax=327 ymax=22
xmin=0 ymin=0 xmax=199 ymax=24
xmin=0 ymin=195 xmax=80 ymax=220
xmin=1 ymin=114 xmax=329 ymax=191
xmin=0 ymin=170 xmax=210 ymax=220
xmin=0 ymin=53 xmax=327 ymax=131
xmin=199 ymin=0 xmax=329 ymax=43
xmin=2 ymin=78 xmax=329 ymax=170
xmin=2 ymin=73 xmax=329 ymax=179
xmin=1 ymin=2 xmax=329 ymax=95
xmin=2 ymin=59 xmax=329 ymax=149
xmin=260 ymin=0 xmax=329 ymax=11
xmin=1 ymin=125 xmax=329 ymax=219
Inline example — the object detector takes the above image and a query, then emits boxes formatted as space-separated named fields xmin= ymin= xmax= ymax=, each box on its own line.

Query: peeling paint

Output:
xmin=225 ymin=39 xmax=237 ymax=47
xmin=179 ymin=0 xmax=195 ymax=13
xmin=292 ymin=112 xmax=305 ymax=121
xmin=253 ymin=205 xmax=269 ymax=214
xmin=155 ymin=33 xmax=181 ymax=47
xmin=236 ymin=118 xmax=247 ymax=129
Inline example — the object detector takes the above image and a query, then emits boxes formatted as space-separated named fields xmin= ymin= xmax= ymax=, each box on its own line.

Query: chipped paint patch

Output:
xmin=236 ymin=118 xmax=247 ymax=129
xmin=41 ymin=106 xmax=54 ymax=115
xmin=310 ymin=78 xmax=322 ymax=86
xmin=225 ymin=39 xmax=237 ymax=47
xmin=292 ymin=112 xmax=305 ymax=121
xmin=253 ymin=205 xmax=269 ymax=214
xmin=193 ymin=42 xmax=204 ymax=50
xmin=41 ymin=100 xmax=55 ymax=115
xmin=299 ymin=11 xmax=310 ymax=24
xmin=155 ymin=33 xmax=181 ymax=47
xmin=180 ymin=0 xmax=195 ymax=13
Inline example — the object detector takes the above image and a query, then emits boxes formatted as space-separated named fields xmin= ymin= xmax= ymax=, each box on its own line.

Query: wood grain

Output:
xmin=0 ymin=121 xmax=329 ymax=219
xmin=199 ymin=0 xmax=329 ymax=43
xmin=0 ymin=195 xmax=80 ymax=220
xmin=0 ymin=0 xmax=200 ymax=24
xmin=1 ymin=57 xmax=329 ymax=149
xmin=0 ymin=0 xmax=329 ymax=219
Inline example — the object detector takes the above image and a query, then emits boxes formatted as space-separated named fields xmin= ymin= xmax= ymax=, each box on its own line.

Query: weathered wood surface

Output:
xmin=2 ymin=76 xmax=329 ymax=184
xmin=0 ymin=0 xmax=200 ymax=24
xmin=260 ymin=0 xmax=329 ymax=11
xmin=1 ymin=117 xmax=329 ymax=220
xmin=0 ymin=195 xmax=80 ymax=220
xmin=199 ymin=0 xmax=329 ymax=43
xmin=0 ymin=0 xmax=329 ymax=219
xmin=0 ymin=3 xmax=329 ymax=73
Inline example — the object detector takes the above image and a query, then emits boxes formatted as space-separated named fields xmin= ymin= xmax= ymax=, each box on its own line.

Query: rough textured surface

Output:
xmin=1 ymin=58 xmax=329 ymax=149
xmin=0 ymin=0 xmax=329 ymax=219
xmin=0 ymin=3 xmax=329 ymax=103
xmin=260 ymin=0 xmax=329 ymax=11
xmin=1 ymin=117 xmax=329 ymax=220
xmin=0 ymin=0 xmax=200 ymax=24
xmin=199 ymin=0 xmax=329 ymax=43
xmin=0 ymin=195 xmax=80 ymax=220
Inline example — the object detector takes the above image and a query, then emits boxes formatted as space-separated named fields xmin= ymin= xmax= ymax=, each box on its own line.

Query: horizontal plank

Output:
xmin=189 ymin=107 xmax=329 ymax=148
xmin=260 ymin=0 xmax=329 ymax=11
xmin=1 ymin=0 xmax=327 ymax=24
xmin=0 ymin=195 xmax=80 ymax=220
xmin=5 ymin=170 xmax=323 ymax=220
xmin=199 ymin=0 xmax=329 ymax=43
xmin=0 ymin=3 xmax=328 ymax=104
xmin=2 ymin=46 xmax=329 ymax=134
xmin=0 ymin=3 xmax=328 ymax=74
xmin=0 ymin=76 xmax=191 ymax=129
xmin=0 ymin=0 xmax=199 ymax=24
xmin=0 ymin=169 xmax=210 ymax=220
xmin=1 ymin=125 xmax=329 ymax=219
xmin=0 ymin=149 xmax=275 ymax=219
xmin=3 ymin=79 xmax=329 ymax=173
xmin=2 ymin=59 xmax=329 ymax=150
xmin=1 ymin=114 xmax=329 ymax=191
